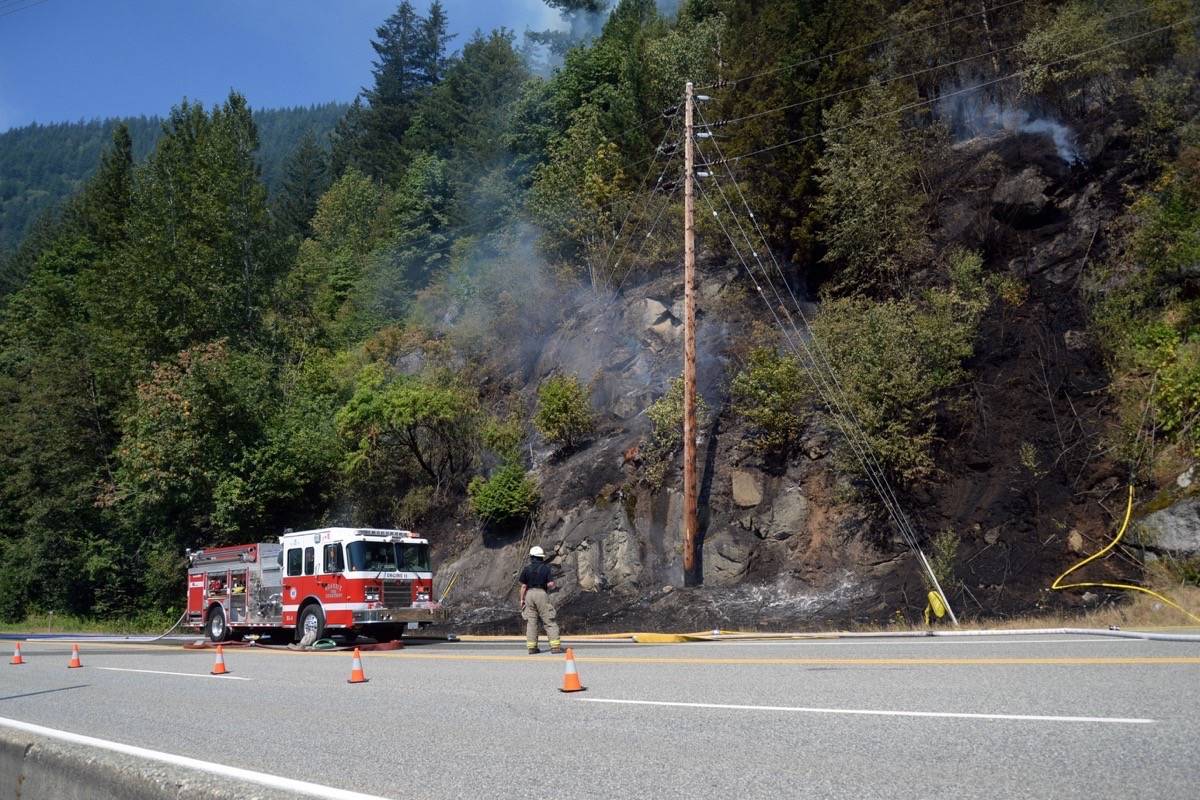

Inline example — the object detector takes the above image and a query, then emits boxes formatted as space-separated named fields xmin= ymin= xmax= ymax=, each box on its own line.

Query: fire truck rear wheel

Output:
xmin=205 ymin=606 xmax=229 ymax=643
xmin=297 ymin=604 xmax=325 ymax=642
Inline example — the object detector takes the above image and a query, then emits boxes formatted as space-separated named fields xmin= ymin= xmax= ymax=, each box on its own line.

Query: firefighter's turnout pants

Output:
xmin=523 ymin=588 xmax=560 ymax=649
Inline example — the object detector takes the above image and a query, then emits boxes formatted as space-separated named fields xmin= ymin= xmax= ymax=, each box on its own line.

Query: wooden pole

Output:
xmin=682 ymin=81 xmax=698 ymax=579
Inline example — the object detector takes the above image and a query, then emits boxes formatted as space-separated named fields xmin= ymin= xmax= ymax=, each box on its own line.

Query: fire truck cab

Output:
xmin=186 ymin=528 xmax=444 ymax=643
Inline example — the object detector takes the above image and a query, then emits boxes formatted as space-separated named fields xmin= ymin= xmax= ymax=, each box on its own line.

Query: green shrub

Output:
xmin=812 ymin=284 xmax=983 ymax=484
xmin=731 ymin=346 xmax=809 ymax=458
xmin=1017 ymin=1 xmax=1124 ymax=106
xmin=1130 ymin=68 xmax=1196 ymax=168
xmin=394 ymin=486 xmax=435 ymax=527
xmin=643 ymin=377 xmax=711 ymax=489
xmin=482 ymin=413 xmax=524 ymax=463
xmin=815 ymin=82 xmax=930 ymax=292
xmin=925 ymin=529 xmax=960 ymax=594
xmin=467 ymin=462 xmax=540 ymax=523
xmin=1088 ymin=148 xmax=1200 ymax=466
xmin=535 ymin=374 xmax=595 ymax=450
xmin=989 ymin=274 xmax=1029 ymax=307
xmin=1019 ymin=441 xmax=1045 ymax=478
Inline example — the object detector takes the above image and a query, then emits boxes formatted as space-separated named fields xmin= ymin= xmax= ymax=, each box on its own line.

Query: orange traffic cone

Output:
xmin=211 ymin=645 xmax=229 ymax=675
xmin=67 ymin=643 xmax=82 ymax=669
xmin=559 ymin=648 xmax=586 ymax=693
xmin=10 ymin=642 xmax=24 ymax=665
xmin=347 ymin=647 xmax=368 ymax=684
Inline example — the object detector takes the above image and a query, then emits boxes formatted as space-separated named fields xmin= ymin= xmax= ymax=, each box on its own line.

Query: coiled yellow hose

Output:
xmin=1051 ymin=485 xmax=1200 ymax=624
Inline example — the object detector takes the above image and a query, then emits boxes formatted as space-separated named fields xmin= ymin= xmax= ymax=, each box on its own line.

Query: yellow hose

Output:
xmin=1051 ymin=485 xmax=1200 ymax=624
xmin=438 ymin=572 xmax=461 ymax=604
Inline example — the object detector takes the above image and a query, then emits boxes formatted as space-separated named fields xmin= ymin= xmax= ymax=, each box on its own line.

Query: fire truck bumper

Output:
xmin=353 ymin=605 xmax=447 ymax=625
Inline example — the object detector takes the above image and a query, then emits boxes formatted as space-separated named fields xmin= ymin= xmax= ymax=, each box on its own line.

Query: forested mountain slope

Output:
xmin=0 ymin=102 xmax=347 ymax=255
xmin=1 ymin=0 xmax=1197 ymax=631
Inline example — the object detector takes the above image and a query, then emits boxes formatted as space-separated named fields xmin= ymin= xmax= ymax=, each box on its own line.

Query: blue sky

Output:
xmin=0 ymin=0 xmax=563 ymax=131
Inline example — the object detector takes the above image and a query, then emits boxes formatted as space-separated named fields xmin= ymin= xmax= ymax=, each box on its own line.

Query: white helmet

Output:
xmin=529 ymin=545 xmax=545 ymax=558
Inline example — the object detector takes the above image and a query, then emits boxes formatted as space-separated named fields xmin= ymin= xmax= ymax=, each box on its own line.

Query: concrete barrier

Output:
xmin=0 ymin=724 xmax=298 ymax=800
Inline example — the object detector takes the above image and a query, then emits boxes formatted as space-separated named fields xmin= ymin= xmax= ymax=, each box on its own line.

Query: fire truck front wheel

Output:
xmin=297 ymin=604 xmax=325 ymax=642
xmin=205 ymin=606 xmax=230 ymax=643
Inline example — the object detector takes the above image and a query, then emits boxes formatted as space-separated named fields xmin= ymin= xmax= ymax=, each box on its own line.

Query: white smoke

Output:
xmin=938 ymin=92 xmax=1083 ymax=165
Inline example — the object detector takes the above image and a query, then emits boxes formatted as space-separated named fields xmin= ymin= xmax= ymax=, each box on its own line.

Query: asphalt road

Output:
xmin=3 ymin=633 xmax=1199 ymax=799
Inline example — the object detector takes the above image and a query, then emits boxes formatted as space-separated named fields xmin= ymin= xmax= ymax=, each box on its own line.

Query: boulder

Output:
xmin=739 ymin=486 xmax=809 ymax=540
xmin=1138 ymin=498 xmax=1200 ymax=556
xmin=992 ymin=166 xmax=1052 ymax=223
xmin=702 ymin=529 xmax=753 ymax=584
xmin=766 ymin=487 xmax=809 ymax=539
xmin=629 ymin=298 xmax=672 ymax=333
xmin=803 ymin=435 xmax=829 ymax=461
xmin=731 ymin=469 xmax=763 ymax=507
xmin=649 ymin=317 xmax=681 ymax=341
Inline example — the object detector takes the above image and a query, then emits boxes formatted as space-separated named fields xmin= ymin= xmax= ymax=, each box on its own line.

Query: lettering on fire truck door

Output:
xmin=320 ymin=542 xmax=344 ymax=598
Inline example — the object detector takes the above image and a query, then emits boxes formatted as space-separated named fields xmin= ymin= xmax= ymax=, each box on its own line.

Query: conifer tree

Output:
xmin=74 ymin=124 xmax=133 ymax=248
xmin=358 ymin=1 xmax=426 ymax=181
xmin=418 ymin=1 xmax=455 ymax=85
xmin=275 ymin=131 xmax=329 ymax=239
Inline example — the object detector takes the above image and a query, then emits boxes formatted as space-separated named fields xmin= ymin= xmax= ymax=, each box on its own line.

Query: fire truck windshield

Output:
xmin=398 ymin=542 xmax=431 ymax=572
xmin=346 ymin=541 xmax=397 ymax=572
xmin=345 ymin=540 xmax=431 ymax=573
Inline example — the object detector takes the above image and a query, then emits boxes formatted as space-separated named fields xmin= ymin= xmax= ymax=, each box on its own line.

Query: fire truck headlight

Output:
xmin=364 ymin=586 xmax=381 ymax=602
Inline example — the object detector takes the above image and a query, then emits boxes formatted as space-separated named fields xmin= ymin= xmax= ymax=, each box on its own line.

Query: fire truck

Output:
xmin=185 ymin=528 xmax=445 ymax=643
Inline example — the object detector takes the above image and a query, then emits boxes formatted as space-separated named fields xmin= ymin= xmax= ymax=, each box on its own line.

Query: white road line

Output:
xmin=684 ymin=638 xmax=1138 ymax=647
xmin=581 ymin=698 xmax=1155 ymax=724
xmin=0 ymin=716 xmax=390 ymax=800
xmin=96 ymin=667 xmax=251 ymax=681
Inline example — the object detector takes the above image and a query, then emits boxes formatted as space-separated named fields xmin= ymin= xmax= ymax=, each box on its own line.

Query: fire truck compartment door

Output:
xmin=187 ymin=574 xmax=206 ymax=615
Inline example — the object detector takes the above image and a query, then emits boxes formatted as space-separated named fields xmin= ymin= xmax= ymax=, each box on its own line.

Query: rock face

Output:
xmin=992 ymin=166 xmax=1052 ymax=225
xmin=1138 ymin=498 xmax=1200 ymax=556
xmin=428 ymin=109 xmax=1160 ymax=633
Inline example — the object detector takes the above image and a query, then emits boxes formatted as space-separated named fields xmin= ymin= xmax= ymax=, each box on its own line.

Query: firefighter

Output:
xmin=519 ymin=545 xmax=561 ymax=654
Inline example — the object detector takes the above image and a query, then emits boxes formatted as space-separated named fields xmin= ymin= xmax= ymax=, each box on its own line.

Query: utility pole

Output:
xmin=682 ymin=81 xmax=698 ymax=579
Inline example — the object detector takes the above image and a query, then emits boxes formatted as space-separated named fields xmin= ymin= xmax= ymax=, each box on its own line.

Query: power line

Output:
xmin=693 ymin=162 xmax=955 ymax=619
xmin=606 ymin=177 xmax=682 ymax=299
xmin=694 ymin=87 xmax=973 ymax=618
xmin=595 ymin=107 xmax=683 ymax=288
xmin=685 ymin=7 xmax=1199 ymax=611
xmin=697 ymin=0 xmax=1029 ymax=90
xmin=601 ymin=141 xmax=683 ymax=290
xmin=711 ymin=13 xmax=1198 ymax=165
xmin=709 ymin=3 xmax=1155 ymax=130
xmin=0 ymin=0 xmax=50 ymax=19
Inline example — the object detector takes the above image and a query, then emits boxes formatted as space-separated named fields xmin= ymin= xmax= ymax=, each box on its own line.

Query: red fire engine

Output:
xmin=185 ymin=528 xmax=445 ymax=643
